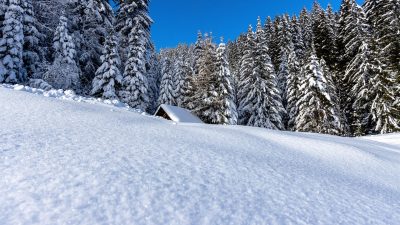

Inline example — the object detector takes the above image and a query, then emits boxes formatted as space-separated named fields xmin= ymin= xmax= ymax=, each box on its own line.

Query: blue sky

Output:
xmin=149 ymin=0 xmax=364 ymax=49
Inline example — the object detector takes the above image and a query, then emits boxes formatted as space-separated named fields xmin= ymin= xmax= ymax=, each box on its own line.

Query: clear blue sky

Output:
xmin=149 ymin=0 xmax=364 ymax=49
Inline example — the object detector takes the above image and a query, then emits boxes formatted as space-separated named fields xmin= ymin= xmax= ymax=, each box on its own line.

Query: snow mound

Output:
xmin=0 ymin=86 xmax=399 ymax=225
xmin=1 ymin=83 xmax=143 ymax=114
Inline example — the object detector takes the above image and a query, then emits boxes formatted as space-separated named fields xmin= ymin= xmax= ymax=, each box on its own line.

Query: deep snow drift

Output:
xmin=0 ymin=85 xmax=399 ymax=225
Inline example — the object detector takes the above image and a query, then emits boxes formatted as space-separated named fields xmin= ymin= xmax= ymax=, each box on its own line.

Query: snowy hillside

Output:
xmin=0 ymin=85 xmax=399 ymax=225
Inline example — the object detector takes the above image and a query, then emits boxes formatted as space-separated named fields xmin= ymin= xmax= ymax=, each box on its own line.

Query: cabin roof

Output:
xmin=155 ymin=104 xmax=203 ymax=123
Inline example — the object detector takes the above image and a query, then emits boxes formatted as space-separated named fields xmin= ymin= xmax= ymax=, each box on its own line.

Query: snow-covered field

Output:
xmin=1 ymin=84 xmax=399 ymax=225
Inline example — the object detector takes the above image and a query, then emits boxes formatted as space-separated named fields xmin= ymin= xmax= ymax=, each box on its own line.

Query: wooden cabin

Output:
xmin=154 ymin=104 xmax=203 ymax=123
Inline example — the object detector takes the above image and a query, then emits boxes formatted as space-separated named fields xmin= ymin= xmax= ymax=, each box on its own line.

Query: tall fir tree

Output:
xmin=91 ymin=34 xmax=122 ymax=100
xmin=239 ymin=24 xmax=284 ymax=129
xmin=0 ymin=0 xmax=25 ymax=84
xmin=68 ymin=0 xmax=115 ymax=92
xmin=22 ymin=0 xmax=41 ymax=79
xmin=215 ymin=39 xmax=238 ymax=125
xmin=346 ymin=42 xmax=374 ymax=135
xmin=296 ymin=46 xmax=341 ymax=135
xmin=312 ymin=1 xmax=337 ymax=71
xmin=286 ymin=47 xmax=302 ymax=130
xmin=339 ymin=0 xmax=372 ymax=135
xmin=44 ymin=15 xmax=80 ymax=91
xmin=117 ymin=0 xmax=152 ymax=111
xmin=158 ymin=51 xmax=176 ymax=106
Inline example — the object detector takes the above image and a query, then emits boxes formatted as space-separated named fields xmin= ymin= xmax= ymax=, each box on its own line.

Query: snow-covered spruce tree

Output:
xmin=91 ymin=34 xmax=122 ymax=100
xmin=339 ymin=1 xmax=372 ymax=135
xmin=278 ymin=50 xmax=290 ymax=128
xmin=215 ymin=39 xmax=238 ymax=125
xmin=22 ymin=0 xmax=41 ymax=79
xmin=44 ymin=15 xmax=80 ymax=91
xmin=68 ymin=0 xmax=115 ymax=92
xmin=158 ymin=51 xmax=176 ymax=106
xmin=295 ymin=47 xmax=340 ymax=135
xmin=0 ymin=0 xmax=25 ymax=84
xmin=0 ymin=0 xmax=8 ymax=39
xmin=311 ymin=1 xmax=337 ymax=71
xmin=239 ymin=24 xmax=284 ymax=129
xmin=290 ymin=15 xmax=306 ymax=61
xmin=286 ymin=47 xmax=302 ymax=131
xmin=364 ymin=0 xmax=400 ymax=76
xmin=173 ymin=45 xmax=193 ymax=107
xmin=299 ymin=8 xmax=313 ymax=52
xmin=237 ymin=26 xmax=255 ymax=125
xmin=117 ymin=0 xmax=152 ymax=111
xmin=192 ymin=31 xmax=205 ymax=76
xmin=345 ymin=42 xmax=374 ymax=135
xmin=146 ymin=44 xmax=162 ymax=113
xmin=192 ymin=36 xmax=222 ymax=124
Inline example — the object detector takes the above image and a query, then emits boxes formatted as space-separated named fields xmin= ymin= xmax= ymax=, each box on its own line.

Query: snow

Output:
xmin=1 ymin=84 xmax=400 ymax=225
xmin=156 ymin=104 xmax=203 ymax=123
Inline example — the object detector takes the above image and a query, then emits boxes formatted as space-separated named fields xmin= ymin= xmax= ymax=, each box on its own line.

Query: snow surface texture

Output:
xmin=0 ymin=84 xmax=400 ymax=225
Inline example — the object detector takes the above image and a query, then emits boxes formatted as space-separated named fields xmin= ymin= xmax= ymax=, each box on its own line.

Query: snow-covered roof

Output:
xmin=155 ymin=104 xmax=203 ymax=123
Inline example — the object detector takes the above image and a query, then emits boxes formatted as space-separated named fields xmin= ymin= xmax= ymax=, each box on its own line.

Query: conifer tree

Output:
xmin=239 ymin=24 xmax=284 ymax=129
xmin=158 ymin=52 xmax=176 ymax=106
xmin=296 ymin=46 xmax=340 ymax=135
xmin=237 ymin=26 xmax=255 ymax=125
xmin=290 ymin=15 xmax=306 ymax=61
xmin=91 ymin=34 xmax=122 ymax=100
xmin=191 ymin=36 xmax=221 ymax=124
xmin=286 ymin=48 xmax=302 ymax=130
xmin=146 ymin=45 xmax=162 ymax=113
xmin=312 ymin=2 xmax=337 ymax=70
xmin=22 ymin=0 xmax=41 ymax=78
xmin=215 ymin=39 xmax=238 ymax=125
xmin=68 ymin=0 xmax=115 ymax=91
xmin=44 ymin=15 xmax=80 ymax=91
xmin=0 ymin=0 xmax=8 ymax=40
xmin=0 ymin=0 xmax=25 ymax=84
xmin=117 ymin=0 xmax=152 ymax=111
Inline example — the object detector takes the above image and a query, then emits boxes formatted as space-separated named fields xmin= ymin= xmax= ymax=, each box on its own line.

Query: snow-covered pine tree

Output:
xmin=296 ymin=46 xmax=340 ymax=135
xmin=290 ymin=15 xmax=306 ymax=61
xmin=22 ymin=0 xmax=41 ymax=79
xmin=339 ymin=0 xmax=372 ymax=135
xmin=239 ymin=23 xmax=284 ymax=129
xmin=215 ymin=38 xmax=237 ymax=125
xmin=91 ymin=34 xmax=122 ymax=100
xmin=311 ymin=1 xmax=337 ymax=71
xmin=173 ymin=44 xmax=192 ymax=107
xmin=68 ymin=0 xmax=115 ymax=92
xmin=364 ymin=0 xmax=400 ymax=76
xmin=193 ymin=31 xmax=205 ymax=76
xmin=0 ymin=0 xmax=8 ymax=39
xmin=299 ymin=8 xmax=313 ymax=51
xmin=192 ymin=35 xmax=222 ymax=124
xmin=237 ymin=26 xmax=255 ymax=125
xmin=146 ymin=44 xmax=162 ymax=113
xmin=158 ymin=51 xmax=176 ymax=106
xmin=345 ymin=41 xmax=374 ymax=135
xmin=0 ymin=0 xmax=25 ymax=84
xmin=364 ymin=0 xmax=400 ymax=133
xmin=269 ymin=16 xmax=282 ymax=71
xmin=117 ymin=0 xmax=152 ymax=111
xmin=278 ymin=50 xmax=290 ymax=128
xmin=44 ymin=15 xmax=80 ymax=91
xmin=369 ymin=66 xmax=400 ymax=134
xmin=286 ymin=47 xmax=302 ymax=130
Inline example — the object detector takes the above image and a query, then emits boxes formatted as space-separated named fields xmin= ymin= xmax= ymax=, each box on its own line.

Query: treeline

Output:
xmin=0 ymin=0 xmax=399 ymax=136
xmin=0 ymin=0 xmax=157 ymax=112
xmin=158 ymin=0 xmax=400 ymax=136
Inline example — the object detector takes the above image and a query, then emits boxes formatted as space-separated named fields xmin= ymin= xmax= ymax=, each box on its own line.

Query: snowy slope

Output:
xmin=0 ymin=85 xmax=400 ymax=225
